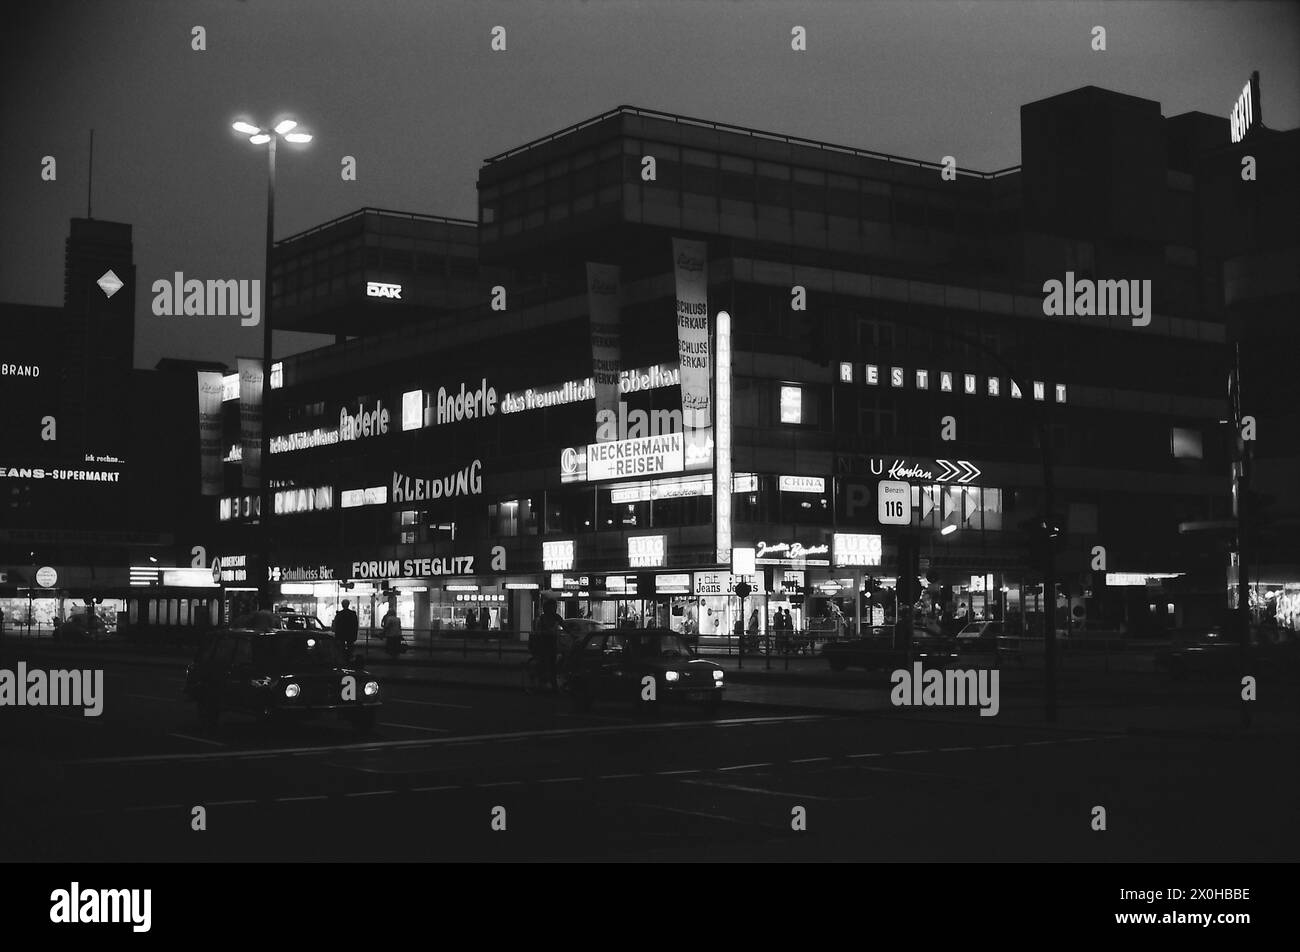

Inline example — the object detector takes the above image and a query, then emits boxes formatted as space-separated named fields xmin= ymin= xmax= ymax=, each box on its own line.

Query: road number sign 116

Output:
xmin=877 ymin=480 xmax=911 ymax=525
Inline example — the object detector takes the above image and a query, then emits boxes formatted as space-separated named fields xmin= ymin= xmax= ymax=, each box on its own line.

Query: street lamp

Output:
xmin=231 ymin=116 xmax=312 ymax=611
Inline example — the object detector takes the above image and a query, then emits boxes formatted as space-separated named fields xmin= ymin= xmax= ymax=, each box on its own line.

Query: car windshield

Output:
xmin=624 ymin=633 xmax=695 ymax=659
xmin=254 ymin=633 xmax=344 ymax=668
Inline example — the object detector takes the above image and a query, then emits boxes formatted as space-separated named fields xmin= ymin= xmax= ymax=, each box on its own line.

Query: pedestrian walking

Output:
xmin=381 ymin=605 xmax=403 ymax=657
xmin=531 ymin=597 xmax=562 ymax=693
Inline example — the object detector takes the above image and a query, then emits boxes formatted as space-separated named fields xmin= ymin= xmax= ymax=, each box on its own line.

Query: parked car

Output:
xmin=558 ymin=618 xmax=614 ymax=653
xmin=562 ymin=628 xmax=725 ymax=714
xmin=53 ymin=612 xmax=110 ymax=643
xmin=1155 ymin=626 xmax=1257 ymax=680
xmin=183 ymin=628 xmax=383 ymax=731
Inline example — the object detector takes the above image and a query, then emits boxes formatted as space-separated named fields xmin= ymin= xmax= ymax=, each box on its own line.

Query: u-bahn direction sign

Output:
xmin=859 ymin=457 xmax=982 ymax=485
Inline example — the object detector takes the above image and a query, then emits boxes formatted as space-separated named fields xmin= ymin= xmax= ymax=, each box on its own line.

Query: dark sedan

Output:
xmin=822 ymin=628 xmax=959 ymax=672
xmin=562 ymin=628 xmax=725 ymax=714
xmin=183 ymin=628 xmax=383 ymax=731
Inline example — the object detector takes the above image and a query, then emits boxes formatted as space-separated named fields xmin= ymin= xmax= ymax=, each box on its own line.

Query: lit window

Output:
xmin=780 ymin=386 xmax=803 ymax=424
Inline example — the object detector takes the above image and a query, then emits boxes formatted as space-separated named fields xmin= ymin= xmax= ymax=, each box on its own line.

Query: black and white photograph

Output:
xmin=1 ymin=0 xmax=1296 ymax=931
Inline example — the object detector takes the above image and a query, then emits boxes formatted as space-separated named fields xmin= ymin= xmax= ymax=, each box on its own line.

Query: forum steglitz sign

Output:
xmin=350 ymin=556 xmax=475 ymax=579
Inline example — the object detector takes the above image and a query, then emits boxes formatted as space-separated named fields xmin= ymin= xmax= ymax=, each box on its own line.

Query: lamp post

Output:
xmin=734 ymin=580 xmax=752 ymax=670
xmin=231 ymin=118 xmax=312 ymax=611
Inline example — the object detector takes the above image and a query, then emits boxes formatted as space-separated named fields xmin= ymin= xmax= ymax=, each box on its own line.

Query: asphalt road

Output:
xmin=2 ymin=654 xmax=1297 ymax=863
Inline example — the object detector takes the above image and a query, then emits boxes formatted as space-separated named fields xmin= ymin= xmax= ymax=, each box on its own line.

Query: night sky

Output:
xmin=1 ymin=0 xmax=1296 ymax=371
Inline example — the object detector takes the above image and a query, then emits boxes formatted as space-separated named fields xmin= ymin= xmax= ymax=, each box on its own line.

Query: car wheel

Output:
xmin=352 ymin=708 xmax=376 ymax=733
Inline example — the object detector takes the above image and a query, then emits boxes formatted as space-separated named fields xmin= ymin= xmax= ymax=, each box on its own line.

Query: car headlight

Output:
xmin=713 ymin=670 xmax=725 ymax=681
xmin=364 ymin=681 xmax=379 ymax=696
xmin=250 ymin=676 xmax=274 ymax=688
xmin=284 ymin=682 xmax=301 ymax=698
xmin=664 ymin=671 xmax=680 ymax=682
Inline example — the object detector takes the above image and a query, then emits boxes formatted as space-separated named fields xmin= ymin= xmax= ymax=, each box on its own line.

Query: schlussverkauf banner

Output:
xmin=197 ymin=370 xmax=224 ymax=495
xmin=237 ymin=357 xmax=263 ymax=489
xmin=587 ymin=262 xmax=623 ymax=443
xmin=672 ymin=238 xmax=711 ymax=430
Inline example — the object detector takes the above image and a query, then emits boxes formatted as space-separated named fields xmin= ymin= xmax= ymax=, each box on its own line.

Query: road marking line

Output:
xmin=380 ymin=722 xmax=450 ymax=733
xmin=983 ymin=744 xmax=1015 ymax=749
xmin=344 ymin=790 xmax=393 ymax=798
xmin=276 ymin=795 xmax=328 ymax=803
xmin=599 ymin=773 xmax=639 ymax=780
xmin=390 ymin=698 xmax=473 ymax=710
xmin=63 ymin=714 xmax=826 ymax=766
xmin=122 ymin=803 xmax=183 ymax=813
xmin=848 ymin=753 xmax=882 ymax=759
xmin=169 ymin=733 xmax=226 ymax=747
xmin=539 ymin=777 xmax=583 ymax=784
xmin=628 ymin=800 xmax=781 ymax=832
xmin=208 ymin=799 xmax=257 ymax=806
xmin=480 ymin=781 xmax=523 ymax=788
xmin=682 ymin=779 xmax=835 ymax=801
xmin=939 ymin=746 xmax=975 ymax=752
xmin=790 ymin=757 xmax=831 ymax=763
xmin=412 ymin=785 xmax=459 ymax=792
xmin=892 ymin=749 xmax=928 ymax=755
xmin=1023 ymin=740 xmax=1055 ymax=746
xmin=125 ymin=693 xmax=176 ymax=702
xmin=716 ymin=763 xmax=772 ymax=771
xmin=657 ymin=769 xmax=700 ymax=776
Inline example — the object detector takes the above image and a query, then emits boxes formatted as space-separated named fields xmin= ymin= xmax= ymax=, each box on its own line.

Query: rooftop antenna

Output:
xmin=87 ymin=129 xmax=94 ymax=218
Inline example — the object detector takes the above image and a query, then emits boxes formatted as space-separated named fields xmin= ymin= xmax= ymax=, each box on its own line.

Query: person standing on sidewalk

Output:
xmin=381 ymin=605 xmax=403 ymax=657
xmin=532 ymin=598 xmax=562 ymax=693
xmin=333 ymin=600 xmax=359 ymax=658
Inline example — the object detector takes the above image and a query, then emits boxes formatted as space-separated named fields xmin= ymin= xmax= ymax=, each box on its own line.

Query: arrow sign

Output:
xmin=957 ymin=460 xmax=981 ymax=483
xmin=935 ymin=459 xmax=959 ymax=482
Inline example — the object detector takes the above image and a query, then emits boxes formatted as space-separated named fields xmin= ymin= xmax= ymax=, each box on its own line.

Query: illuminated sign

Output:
xmin=162 ymin=568 xmax=219 ymax=588
xmin=274 ymin=485 xmax=333 ymax=515
xmin=1105 ymin=572 xmax=1184 ymax=587
xmin=733 ymin=473 xmax=758 ymax=493
xmin=36 ymin=566 xmax=58 ymax=588
xmin=214 ymin=554 xmax=249 ymax=583
xmin=219 ymin=494 xmax=260 ymax=521
xmin=271 ymin=564 xmax=335 ymax=582
xmin=349 ymin=556 xmax=475 ymax=578
xmin=435 ymin=379 xmax=496 ymax=425
xmin=0 ymin=466 xmax=121 ymax=483
xmin=756 ymin=540 xmax=830 ymax=566
xmin=878 ymin=480 xmax=911 ymax=525
xmin=1 ymin=363 xmax=42 ymax=378
xmin=779 ymin=385 xmax=802 ymax=424
xmin=402 ymin=390 xmax=424 ymax=431
xmin=867 ymin=458 xmax=982 ymax=484
xmin=500 ymin=365 xmax=679 ymax=415
xmin=270 ymin=362 xmax=282 ymax=389
xmin=339 ymin=400 xmax=390 ymax=441
xmin=628 ymin=535 xmax=666 ymax=568
xmin=366 ymin=281 xmax=403 ymax=299
xmin=778 ymin=475 xmax=825 ymax=494
xmin=611 ymin=474 xmax=710 ymax=504
xmin=832 ymin=533 xmax=882 ymax=567
xmin=559 ymin=446 xmax=588 ymax=484
xmin=716 ymin=309 xmax=732 ymax=564
xmin=391 ymin=460 xmax=482 ymax=503
xmin=655 ymin=573 xmax=691 ymax=593
xmin=694 ymin=571 xmax=766 ymax=596
xmin=1230 ymin=72 xmax=1260 ymax=144
xmin=340 ymin=486 xmax=388 ymax=508
xmin=222 ymin=373 xmax=239 ymax=402
xmin=543 ymin=540 xmax=575 ymax=571
xmin=859 ymin=365 xmax=1065 ymax=403
xmin=586 ymin=433 xmax=684 ymax=481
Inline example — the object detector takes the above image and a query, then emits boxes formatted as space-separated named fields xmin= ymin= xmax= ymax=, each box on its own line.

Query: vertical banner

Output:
xmin=672 ymin=237 xmax=712 ymax=470
xmin=715 ymin=309 xmax=732 ymax=565
xmin=587 ymin=262 xmax=622 ymax=443
xmin=196 ymin=371 xmax=224 ymax=496
xmin=237 ymin=357 xmax=263 ymax=490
